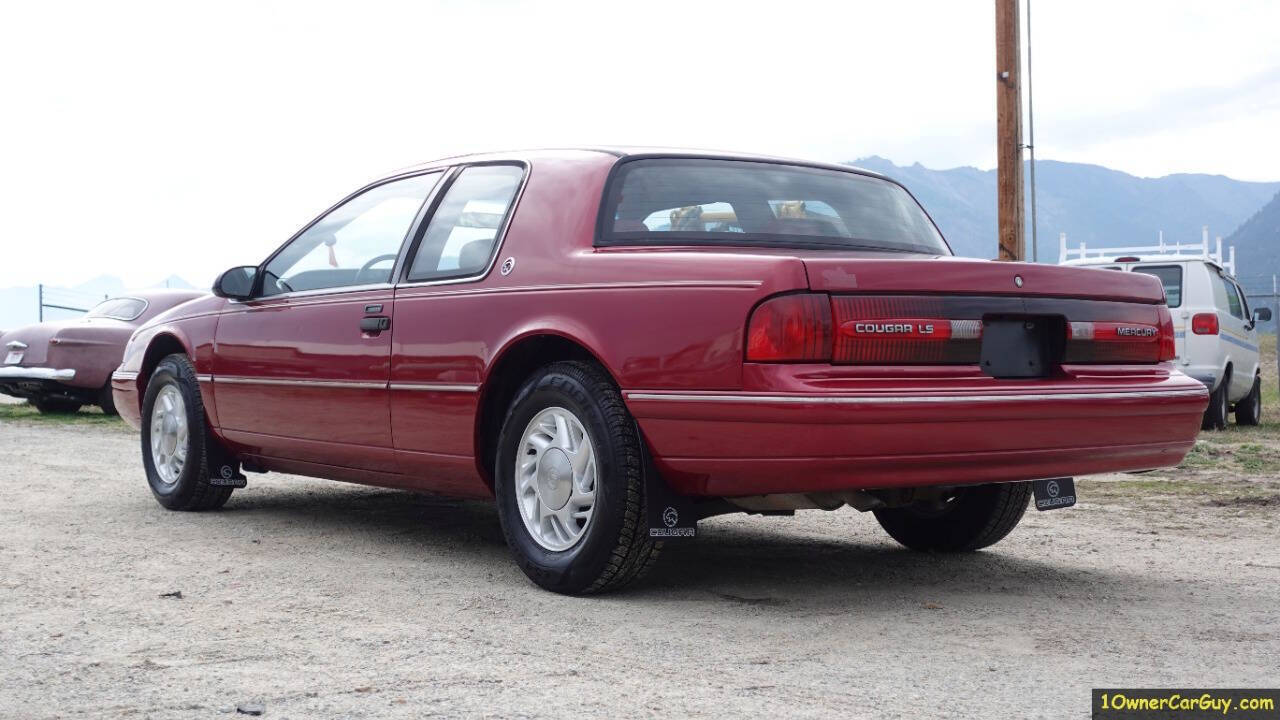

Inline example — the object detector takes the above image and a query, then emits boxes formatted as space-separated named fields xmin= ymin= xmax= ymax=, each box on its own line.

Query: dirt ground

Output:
xmin=2 ymin=353 xmax=1279 ymax=718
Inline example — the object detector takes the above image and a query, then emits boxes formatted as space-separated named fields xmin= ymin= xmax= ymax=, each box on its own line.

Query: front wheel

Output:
xmin=1235 ymin=375 xmax=1262 ymax=426
xmin=494 ymin=361 xmax=661 ymax=594
xmin=140 ymin=354 xmax=232 ymax=511
xmin=873 ymin=482 xmax=1031 ymax=552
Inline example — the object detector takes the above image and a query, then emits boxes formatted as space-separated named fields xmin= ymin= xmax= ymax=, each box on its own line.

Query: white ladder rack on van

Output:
xmin=1058 ymin=226 xmax=1235 ymax=276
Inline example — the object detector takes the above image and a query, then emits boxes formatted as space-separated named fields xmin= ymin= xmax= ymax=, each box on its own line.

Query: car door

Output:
xmin=212 ymin=171 xmax=443 ymax=472
xmin=1130 ymin=263 xmax=1185 ymax=359
xmin=1208 ymin=269 xmax=1252 ymax=400
xmin=387 ymin=163 xmax=527 ymax=494
xmin=1228 ymin=277 xmax=1260 ymax=396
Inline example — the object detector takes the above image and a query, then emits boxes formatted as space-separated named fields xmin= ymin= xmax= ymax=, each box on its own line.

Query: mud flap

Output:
xmin=1032 ymin=477 xmax=1075 ymax=511
xmin=640 ymin=432 xmax=697 ymax=541
xmin=205 ymin=435 xmax=248 ymax=489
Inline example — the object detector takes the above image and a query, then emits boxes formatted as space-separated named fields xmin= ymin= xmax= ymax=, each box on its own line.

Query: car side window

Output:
xmin=1212 ymin=272 xmax=1244 ymax=319
xmin=261 ymin=172 xmax=441 ymax=297
xmin=405 ymin=165 xmax=524 ymax=282
xmin=1209 ymin=268 xmax=1233 ymax=315
xmin=1231 ymin=279 xmax=1250 ymax=321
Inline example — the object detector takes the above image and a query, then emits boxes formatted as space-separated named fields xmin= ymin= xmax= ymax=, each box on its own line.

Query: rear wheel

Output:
xmin=97 ymin=383 xmax=118 ymax=416
xmin=494 ymin=361 xmax=661 ymax=594
xmin=1201 ymin=373 xmax=1230 ymax=431
xmin=873 ymin=482 xmax=1031 ymax=552
xmin=31 ymin=396 xmax=82 ymax=414
xmin=140 ymin=354 xmax=232 ymax=511
xmin=1235 ymin=375 xmax=1261 ymax=426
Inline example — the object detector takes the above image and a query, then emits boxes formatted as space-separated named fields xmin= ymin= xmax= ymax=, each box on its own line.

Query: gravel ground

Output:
xmin=2 ymin=409 xmax=1278 ymax=719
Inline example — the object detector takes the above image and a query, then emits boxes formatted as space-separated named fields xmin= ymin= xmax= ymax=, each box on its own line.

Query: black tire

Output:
xmin=1201 ymin=373 xmax=1230 ymax=431
xmin=31 ymin=396 xmax=82 ymax=414
xmin=97 ymin=383 xmax=118 ymax=416
xmin=873 ymin=482 xmax=1031 ymax=552
xmin=140 ymin=354 xmax=232 ymax=511
xmin=1235 ymin=375 xmax=1262 ymax=426
xmin=494 ymin=361 xmax=661 ymax=594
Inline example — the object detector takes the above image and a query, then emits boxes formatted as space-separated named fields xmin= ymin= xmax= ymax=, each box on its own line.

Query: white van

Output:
xmin=1061 ymin=232 xmax=1271 ymax=430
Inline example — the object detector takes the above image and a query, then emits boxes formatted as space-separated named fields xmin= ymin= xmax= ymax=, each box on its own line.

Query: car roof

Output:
xmin=1061 ymin=256 xmax=1228 ymax=273
xmin=391 ymin=146 xmax=893 ymax=182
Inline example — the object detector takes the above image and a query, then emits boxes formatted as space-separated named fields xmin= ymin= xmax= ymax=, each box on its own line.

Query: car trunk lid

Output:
xmin=800 ymin=254 xmax=1166 ymax=304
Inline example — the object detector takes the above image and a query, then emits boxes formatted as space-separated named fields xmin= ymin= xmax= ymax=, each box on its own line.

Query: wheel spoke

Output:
xmin=553 ymin=413 xmax=571 ymax=450
xmin=569 ymin=440 xmax=593 ymax=478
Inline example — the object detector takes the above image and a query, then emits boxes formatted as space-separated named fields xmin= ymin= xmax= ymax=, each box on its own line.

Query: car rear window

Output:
xmin=87 ymin=297 xmax=147 ymax=320
xmin=1132 ymin=265 xmax=1182 ymax=308
xmin=600 ymin=158 xmax=950 ymax=255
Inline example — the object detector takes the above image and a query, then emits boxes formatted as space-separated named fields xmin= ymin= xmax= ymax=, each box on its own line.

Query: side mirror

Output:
xmin=1253 ymin=307 xmax=1272 ymax=323
xmin=212 ymin=266 xmax=259 ymax=300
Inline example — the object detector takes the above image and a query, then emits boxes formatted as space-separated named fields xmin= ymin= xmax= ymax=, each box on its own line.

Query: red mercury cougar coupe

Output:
xmin=113 ymin=148 xmax=1208 ymax=594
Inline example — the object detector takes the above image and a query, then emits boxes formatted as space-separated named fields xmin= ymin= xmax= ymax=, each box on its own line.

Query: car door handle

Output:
xmin=360 ymin=316 xmax=391 ymax=333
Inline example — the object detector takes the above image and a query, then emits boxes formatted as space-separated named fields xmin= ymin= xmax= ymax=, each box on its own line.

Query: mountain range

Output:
xmin=1226 ymin=189 xmax=1280 ymax=295
xmin=852 ymin=156 xmax=1280 ymax=295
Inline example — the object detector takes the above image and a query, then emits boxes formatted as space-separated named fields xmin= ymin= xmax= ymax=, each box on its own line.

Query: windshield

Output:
xmin=601 ymin=158 xmax=950 ymax=254
xmin=87 ymin=297 xmax=147 ymax=321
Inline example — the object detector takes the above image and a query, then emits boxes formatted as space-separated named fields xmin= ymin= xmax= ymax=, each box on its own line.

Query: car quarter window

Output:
xmin=405 ymin=164 xmax=525 ymax=283
xmin=261 ymin=172 xmax=441 ymax=297
xmin=1131 ymin=265 xmax=1182 ymax=308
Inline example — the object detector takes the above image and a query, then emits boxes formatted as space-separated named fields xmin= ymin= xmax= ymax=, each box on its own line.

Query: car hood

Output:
xmin=136 ymin=293 xmax=226 ymax=331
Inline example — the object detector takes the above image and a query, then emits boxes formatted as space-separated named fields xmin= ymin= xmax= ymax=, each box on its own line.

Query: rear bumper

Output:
xmin=626 ymin=366 xmax=1208 ymax=497
xmin=0 ymin=366 xmax=75 ymax=381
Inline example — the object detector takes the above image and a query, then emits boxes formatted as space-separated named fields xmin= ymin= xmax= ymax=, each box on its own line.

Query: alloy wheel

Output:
xmin=514 ymin=406 xmax=597 ymax=552
xmin=149 ymin=384 xmax=189 ymax=485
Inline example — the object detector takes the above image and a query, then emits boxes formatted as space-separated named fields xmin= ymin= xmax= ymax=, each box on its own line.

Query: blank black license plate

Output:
xmin=979 ymin=318 xmax=1053 ymax=378
xmin=1033 ymin=477 xmax=1076 ymax=511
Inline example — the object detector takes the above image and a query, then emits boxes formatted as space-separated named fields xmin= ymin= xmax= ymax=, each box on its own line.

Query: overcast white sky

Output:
xmin=2 ymin=0 xmax=1278 ymax=289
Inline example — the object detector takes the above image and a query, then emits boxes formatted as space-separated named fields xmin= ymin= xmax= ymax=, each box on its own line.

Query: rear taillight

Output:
xmin=1064 ymin=317 xmax=1167 ymax=363
xmin=745 ymin=294 xmax=1176 ymax=366
xmin=745 ymin=294 xmax=832 ymax=362
xmin=830 ymin=297 xmax=982 ymax=364
xmin=1191 ymin=313 xmax=1219 ymax=335
xmin=1157 ymin=306 xmax=1176 ymax=361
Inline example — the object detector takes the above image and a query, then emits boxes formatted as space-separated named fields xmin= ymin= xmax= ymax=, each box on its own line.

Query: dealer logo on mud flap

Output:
xmin=663 ymin=506 xmax=679 ymax=528
xmin=1033 ymin=477 xmax=1076 ymax=511
xmin=650 ymin=506 xmax=694 ymax=538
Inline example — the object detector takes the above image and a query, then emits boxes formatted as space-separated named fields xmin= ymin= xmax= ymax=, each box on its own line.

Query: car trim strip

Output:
xmin=214 ymin=376 xmax=387 ymax=390
xmin=111 ymin=370 xmax=140 ymax=382
xmin=396 ymin=279 xmax=764 ymax=294
xmin=1218 ymin=333 xmax=1258 ymax=352
xmin=389 ymin=382 xmax=480 ymax=392
xmin=211 ymin=376 xmax=480 ymax=392
xmin=624 ymin=388 xmax=1206 ymax=405
xmin=195 ymin=374 xmax=213 ymax=383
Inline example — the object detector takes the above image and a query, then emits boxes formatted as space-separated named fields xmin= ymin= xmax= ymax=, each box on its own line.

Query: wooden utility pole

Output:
xmin=995 ymin=0 xmax=1025 ymax=261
